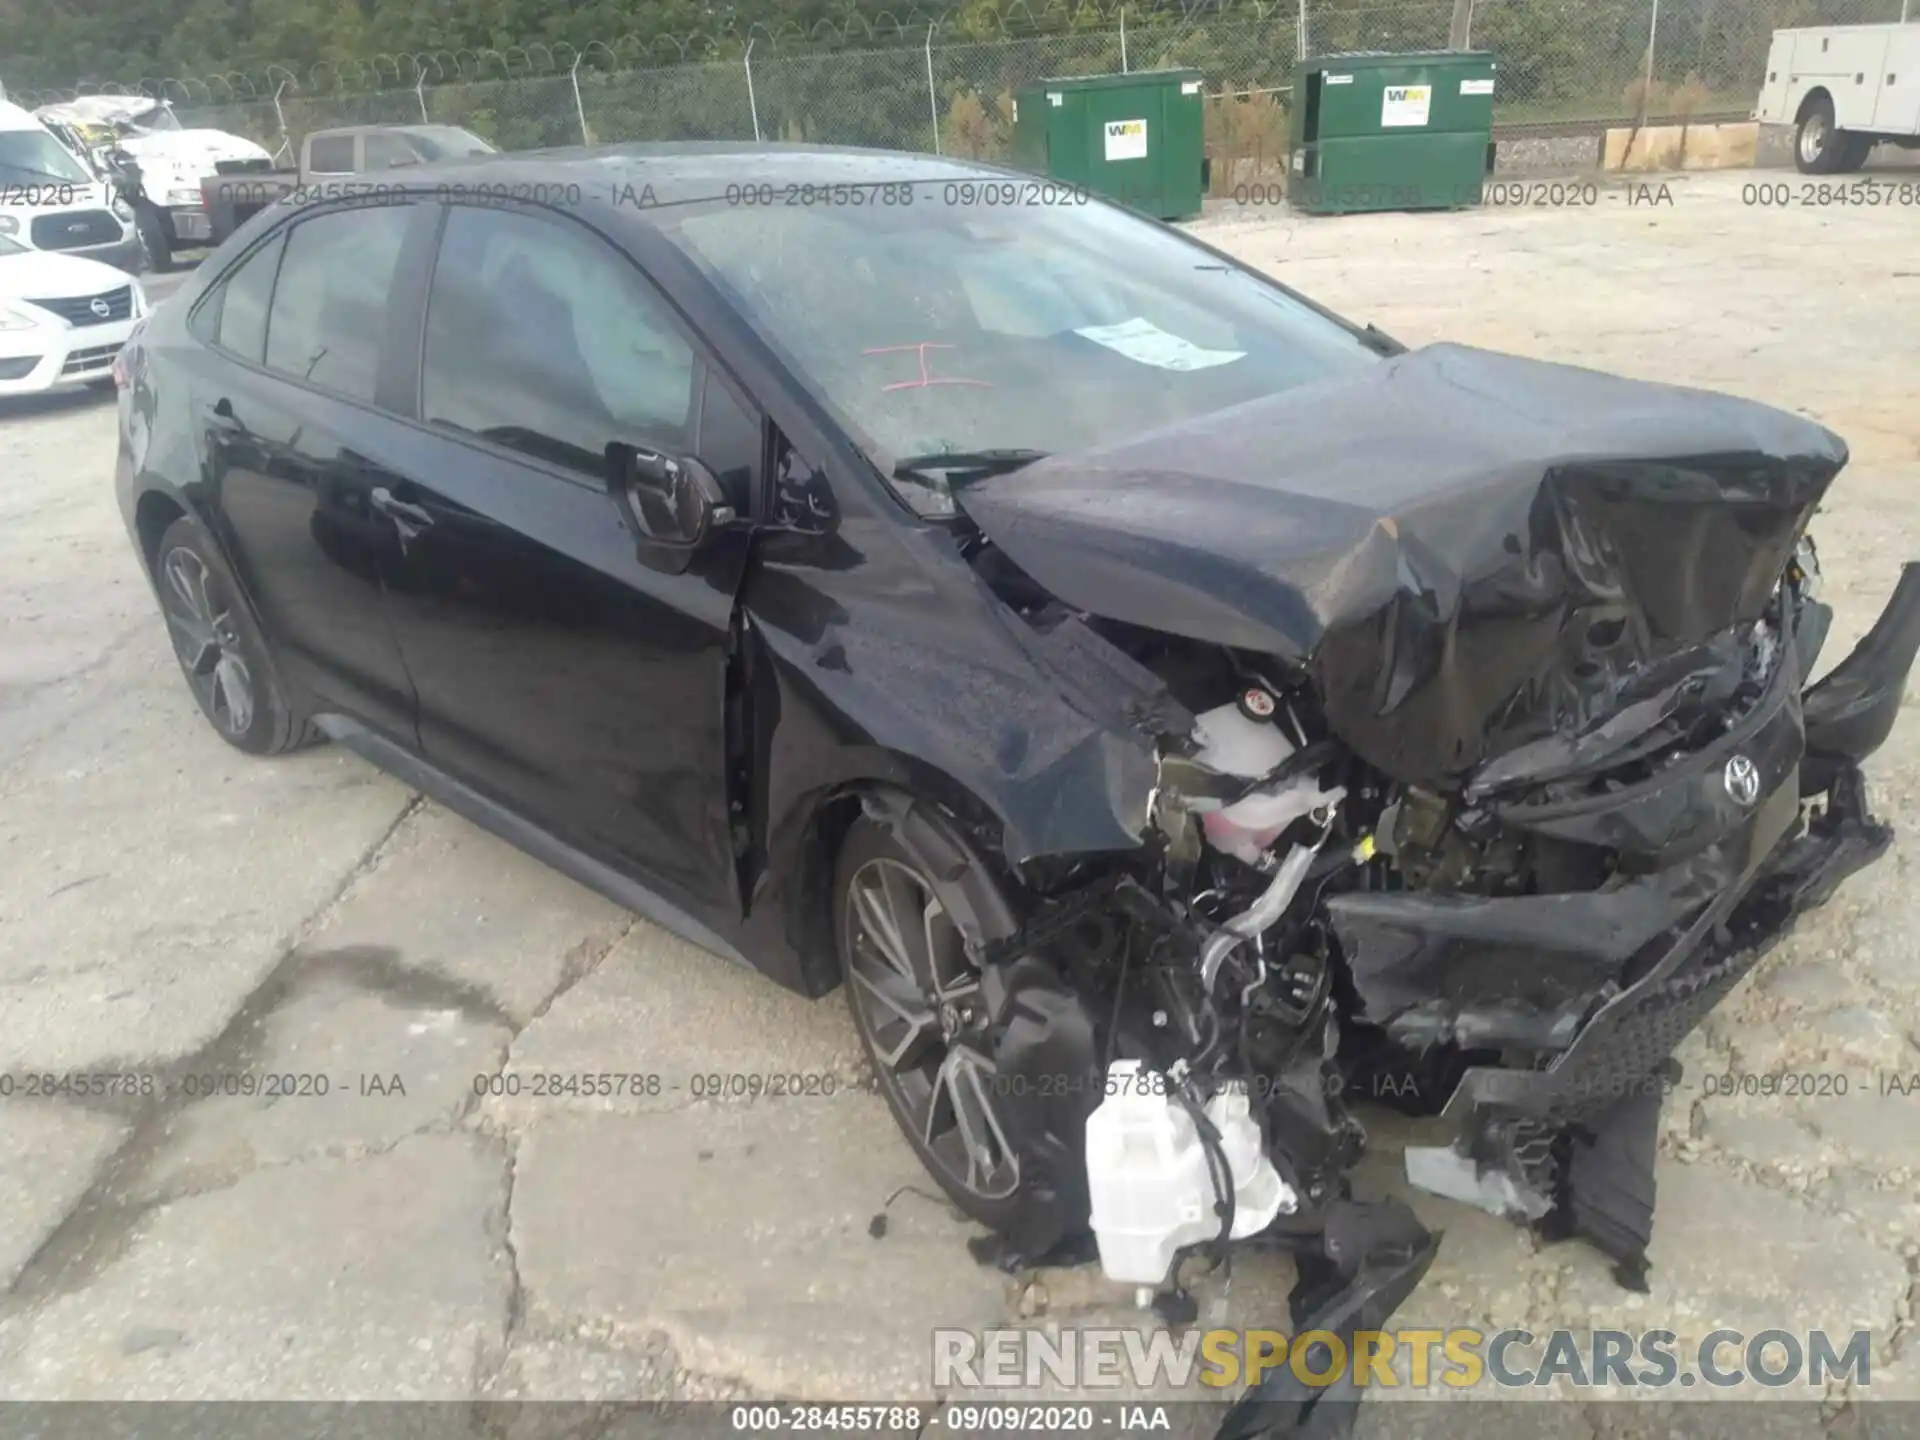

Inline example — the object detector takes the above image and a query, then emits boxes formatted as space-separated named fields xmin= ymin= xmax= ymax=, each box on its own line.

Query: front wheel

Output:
xmin=153 ymin=515 xmax=318 ymax=755
xmin=135 ymin=205 xmax=174 ymax=272
xmin=835 ymin=815 xmax=1033 ymax=1231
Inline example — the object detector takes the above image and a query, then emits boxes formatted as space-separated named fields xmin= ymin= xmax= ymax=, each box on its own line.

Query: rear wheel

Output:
xmin=834 ymin=815 xmax=1027 ymax=1229
xmin=1795 ymin=97 xmax=1859 ymax=175
xmin=153 ymin=515 xmax=318 ymax=755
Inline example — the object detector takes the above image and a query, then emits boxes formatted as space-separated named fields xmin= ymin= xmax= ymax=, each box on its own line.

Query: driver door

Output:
xmin=372 ymin=200 xmax=762 ymax=922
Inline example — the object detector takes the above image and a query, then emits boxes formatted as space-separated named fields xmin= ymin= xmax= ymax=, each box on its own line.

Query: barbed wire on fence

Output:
xmin=4 ymin=0 xmax=1905 ymax=185
xmin=5 ymin=0 xmax=1348 ymax=101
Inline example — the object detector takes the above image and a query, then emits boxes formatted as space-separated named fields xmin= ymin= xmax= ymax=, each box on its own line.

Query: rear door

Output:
xmin=193 ymin=201 xmax=428 ymax=737
xmin=370 ymin=199 xmax=762 ymax=919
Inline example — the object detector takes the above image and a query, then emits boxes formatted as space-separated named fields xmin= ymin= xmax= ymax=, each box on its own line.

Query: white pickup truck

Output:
xmin=35 ymin=95 xmax=274 ymax=269
xmin=1755 ymin=21 xmax=1920 ymax=173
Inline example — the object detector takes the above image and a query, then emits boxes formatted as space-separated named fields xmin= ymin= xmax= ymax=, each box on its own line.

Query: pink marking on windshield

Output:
xmin=860 ymin=342 xmax=993 ymax=392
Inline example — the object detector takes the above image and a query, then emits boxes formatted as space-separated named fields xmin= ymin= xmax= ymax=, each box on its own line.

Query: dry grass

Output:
xmin=1204 ymin=91 xmax=1289 ymax=194
xmin=943 ymin=88 xmax=1015 ymax=161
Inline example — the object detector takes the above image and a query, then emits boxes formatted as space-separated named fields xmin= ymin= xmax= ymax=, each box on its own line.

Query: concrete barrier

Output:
xmin=1603 ymin=121 xmax=1759 ymax=172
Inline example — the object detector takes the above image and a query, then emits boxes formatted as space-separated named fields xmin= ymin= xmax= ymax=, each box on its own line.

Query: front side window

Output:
xmin=407 ymin=127 xmax=495 ymax=160
xmin=263 ymin=205 xmax=411 ymax=399
xmin=420 ymin=204 xmax=696 ymax=478
xmin=362 ymin=133 xmax=420 ymax=170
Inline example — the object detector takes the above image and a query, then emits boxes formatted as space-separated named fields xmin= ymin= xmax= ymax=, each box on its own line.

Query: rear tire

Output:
xmin=1795 ymin=97 xmax=1854 ymax=175
xmin=153 ymin=514 xmax=319 ymax=755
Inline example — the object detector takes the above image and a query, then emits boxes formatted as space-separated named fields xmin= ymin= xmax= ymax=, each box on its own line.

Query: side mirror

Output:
xmin=606 ymin=441 xmax=734 ymax=550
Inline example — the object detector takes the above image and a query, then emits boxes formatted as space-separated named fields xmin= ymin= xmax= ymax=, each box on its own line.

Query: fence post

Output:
xmin=414 ymin=70 xmax=428 ymax=122
xmin=1638 ymin=0 xmax=1660 ymax=127
xmin=926 ymin=25 xmax=942 ymax=154
xmin=1296 ymin=0 xmax=1310 ymax=62
xmin=1121 ymin=7 xmax=1129 ymax=73
xmin=744 ymin=38 xmax=762 ymax=142
xmin=1448 ymin=0 xmax=1474 ymax=49
xmin=271 ymin=78 xmax=292 ymax=164
xmin=570 ymin=52 xmax=589 ymax=143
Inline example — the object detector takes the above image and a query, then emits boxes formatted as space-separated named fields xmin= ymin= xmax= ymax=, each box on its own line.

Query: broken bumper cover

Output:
xmin=1216 ymin=574 xmax=1913 ymax=1440
xmin=1393 ymin=567 xmax=1919 ymax=1287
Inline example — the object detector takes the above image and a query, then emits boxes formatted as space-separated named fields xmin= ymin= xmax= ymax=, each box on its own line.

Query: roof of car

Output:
xmin=371 ymin=142 xmax=1016 ymax=212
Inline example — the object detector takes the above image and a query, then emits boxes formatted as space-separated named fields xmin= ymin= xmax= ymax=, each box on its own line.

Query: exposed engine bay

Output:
xmin=867 ymin=344 xmax=1920 ymax=1434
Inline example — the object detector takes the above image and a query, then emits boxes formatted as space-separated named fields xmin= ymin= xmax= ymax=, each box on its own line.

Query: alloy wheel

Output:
xmin=160 ymin=545 xmax=255 ymax=737
xmin=1799 ymin=114 xmax=1827 ymax=166
xmin=844 ymin=857 xmax=1020 ymax=1201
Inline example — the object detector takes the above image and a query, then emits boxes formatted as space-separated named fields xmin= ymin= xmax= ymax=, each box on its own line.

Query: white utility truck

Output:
xmin=1755 ymin=21 xmax=1920 ymax=173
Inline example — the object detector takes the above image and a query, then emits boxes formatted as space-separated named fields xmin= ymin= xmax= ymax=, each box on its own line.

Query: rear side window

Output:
xmin=306 ymin=136 xmax=354 ymax=174
xmin=264 ymin=206 xmax=411 ymax=401
xmin=420 ymin=203 xmax=696 ymax=478
xmin=212 ymin=231 xmax=285 ymax=363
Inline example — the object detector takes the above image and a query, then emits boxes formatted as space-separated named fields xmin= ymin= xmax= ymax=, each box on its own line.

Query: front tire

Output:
xmin=834 ymin=814 xmax=1031 ymax=1233
xmin=135 ymin=204 xmax=174 ymax=272
xmin=153 ymin=515 xmax=318 ymax=755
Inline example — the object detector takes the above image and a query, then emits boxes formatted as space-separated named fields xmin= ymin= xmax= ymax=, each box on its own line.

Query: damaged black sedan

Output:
xmin=115 ymin=145 xmax=1918 ymax=1431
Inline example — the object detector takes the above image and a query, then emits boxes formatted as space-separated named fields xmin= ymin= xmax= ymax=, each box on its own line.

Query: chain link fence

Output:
xmin=9 ymin=0 xmax=1911 ymax=178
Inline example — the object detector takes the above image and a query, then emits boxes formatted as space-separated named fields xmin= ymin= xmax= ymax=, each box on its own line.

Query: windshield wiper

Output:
xmin=892 ymin=448 xmax=1049 ymax=483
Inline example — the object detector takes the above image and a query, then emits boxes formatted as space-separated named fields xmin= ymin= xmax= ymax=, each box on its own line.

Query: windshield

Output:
xmin=0 ymin=129 xmax=94 ymax=186
xmin=0 ymin=233 xmax=26 ymax=257
xmin=661 ymin=171 xmax=1379 ymax=514
xmin=124 ymin=104 xmax=182 ymax=134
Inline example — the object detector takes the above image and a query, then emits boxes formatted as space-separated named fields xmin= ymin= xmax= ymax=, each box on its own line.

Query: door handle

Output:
xmin=369 ymin=486 xmax=435 ymax=529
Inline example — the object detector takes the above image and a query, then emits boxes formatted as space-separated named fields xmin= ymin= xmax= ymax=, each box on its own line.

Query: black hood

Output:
xmin=953 ymin=343 xmax=1846 ymax=784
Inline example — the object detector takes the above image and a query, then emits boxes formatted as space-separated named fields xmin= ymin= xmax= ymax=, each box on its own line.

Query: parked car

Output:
xmin=36 ymin=95 xmax=274 ymax=269
xmin=200 ymin=124 xmax=496 ymax=244
xmin=112 ymin=144 xmax=1918 ymax=1429
xmin=1754 ymin=20 xmax=1920 ymax=173
xmin=0 ymin=99 xmax=145 ymax=274
xmin=0 ymin=229 xmax=147 ymax=394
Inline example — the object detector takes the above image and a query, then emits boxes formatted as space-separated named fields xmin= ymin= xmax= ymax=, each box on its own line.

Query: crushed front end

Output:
xmin=941 ymin=345 xmax=1920 ymax=1437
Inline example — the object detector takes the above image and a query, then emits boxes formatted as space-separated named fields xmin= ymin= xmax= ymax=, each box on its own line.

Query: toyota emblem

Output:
xmin=1723 ymin=754 xmax=1761 ymax=807
xmin=89 ymin=296 xmax=110 ymax=318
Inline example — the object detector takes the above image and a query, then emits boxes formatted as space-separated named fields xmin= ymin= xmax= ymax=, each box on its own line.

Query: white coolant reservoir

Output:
xmin=1084 ymin=1061 xmax=1297 ymax=1286
xmin=1190 ymin=698 xmax=1345 ymax=864
xmin=1192 ymin=699 xmax=1296 ymax=778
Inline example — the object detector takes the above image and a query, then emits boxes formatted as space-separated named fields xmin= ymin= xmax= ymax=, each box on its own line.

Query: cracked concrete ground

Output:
xmin=1 ymin=169 xmax=1916 ymax=1429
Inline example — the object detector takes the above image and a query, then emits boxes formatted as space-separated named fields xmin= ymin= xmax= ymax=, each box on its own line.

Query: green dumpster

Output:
xmin=1287 ymin=51 xmax=1497 ymax=215
xmin=1011 ymin=69 xmax=1206 ymax=221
